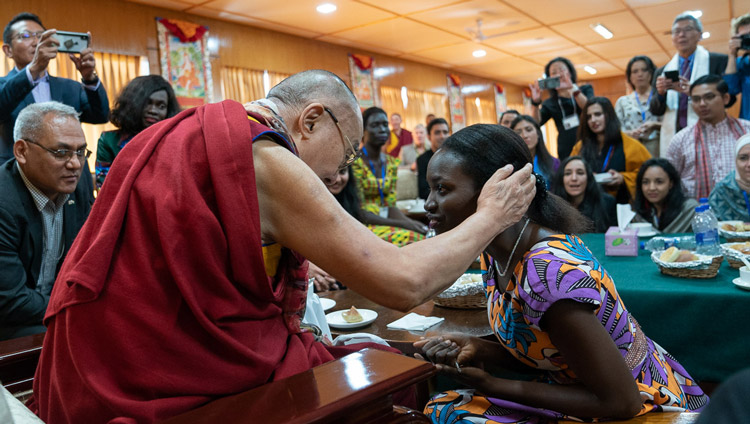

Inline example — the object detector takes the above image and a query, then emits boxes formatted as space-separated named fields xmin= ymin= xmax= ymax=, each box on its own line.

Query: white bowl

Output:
xmin=627 ymin=222 xmax=657 ymax=237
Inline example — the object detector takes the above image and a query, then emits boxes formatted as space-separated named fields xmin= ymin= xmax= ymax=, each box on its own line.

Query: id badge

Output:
xmin=379 ymin=206 xmax=389 ymax=218
xmin=562 ymin=114 xmax=579 ymax=130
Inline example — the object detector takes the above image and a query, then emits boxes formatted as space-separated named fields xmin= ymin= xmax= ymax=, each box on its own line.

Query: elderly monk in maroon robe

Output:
xmin=31 ymin=70 xmax=536 ymax=423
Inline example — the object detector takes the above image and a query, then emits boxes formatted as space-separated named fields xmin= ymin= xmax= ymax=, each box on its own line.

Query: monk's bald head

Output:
xmin=268 ymin=70 xmax=359 ymax=116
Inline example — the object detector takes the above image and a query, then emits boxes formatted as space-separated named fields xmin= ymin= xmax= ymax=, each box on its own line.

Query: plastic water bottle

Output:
xmin=641 ymin=236 xmax=696 ymax=252
xmin=692 ymin=204 xmax=721 ymax=255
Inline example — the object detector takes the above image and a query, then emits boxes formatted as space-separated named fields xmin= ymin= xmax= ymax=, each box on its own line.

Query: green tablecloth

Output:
xmin=578 ymin=233 xmax=750 ymax=383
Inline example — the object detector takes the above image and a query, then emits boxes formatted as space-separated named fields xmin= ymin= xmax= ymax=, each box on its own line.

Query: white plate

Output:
xmin=732 ymin=278 xmax=750 ymax=291
xmin=319 ymin=297 xmax=336 ymax=312
xmin=326 ymin=309 xmax=378 ymax=329
xmin=627 ymin=223 xmax=658 ymax=238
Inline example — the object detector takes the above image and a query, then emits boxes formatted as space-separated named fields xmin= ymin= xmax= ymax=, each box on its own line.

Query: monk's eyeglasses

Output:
xmin=324 ymin=106 xmax=360 ymax=170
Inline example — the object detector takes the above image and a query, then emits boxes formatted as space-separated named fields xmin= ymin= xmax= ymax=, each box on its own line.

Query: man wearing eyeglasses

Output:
xmin=0 ymin=101 xmax=91 ymax=340
xmin=0 ymin=12 xmax=108 ymax=166
xmin=650 ymin=12 xmax=729 ymax=156
xmin=666 ymin=75 xmax=750 ymax=200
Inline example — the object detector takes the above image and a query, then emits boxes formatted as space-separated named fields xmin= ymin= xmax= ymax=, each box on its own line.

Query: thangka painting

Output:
xmin=348 ymin=53 xmax=378 ymax=110
xmin=156 ymin=17 xmax=213 ymax=107
xmin=494 ymin=83 xmax=507 ymax=122
xmin=447 ymin=73 xmax=465 ymax=132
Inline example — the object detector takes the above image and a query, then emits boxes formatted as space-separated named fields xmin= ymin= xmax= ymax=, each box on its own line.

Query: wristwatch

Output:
xmin=531 ymin=98 xmax=542 ymax=107
xmin=82 ymin=71 xmax=99 ymax=85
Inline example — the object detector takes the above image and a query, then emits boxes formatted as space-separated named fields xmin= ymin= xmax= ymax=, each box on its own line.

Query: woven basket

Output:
xmin=727 ymin=258 xmax=745 ymax=269
xmin=434 ymin=294 xmax=486 ymax=309
xmin=658 ymin=256 xmax=723 ymax=279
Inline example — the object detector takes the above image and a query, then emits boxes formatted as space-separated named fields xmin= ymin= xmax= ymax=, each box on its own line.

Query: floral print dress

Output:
xmin=424 ymin=234 xmax=708 ymax=424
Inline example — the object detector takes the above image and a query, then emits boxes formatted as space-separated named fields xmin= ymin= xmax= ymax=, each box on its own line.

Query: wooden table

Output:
xmin=319 ymin=289 xmax=492 ymax=345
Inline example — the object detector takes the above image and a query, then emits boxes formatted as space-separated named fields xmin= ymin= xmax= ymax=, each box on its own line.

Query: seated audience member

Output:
xmin=511 ymin=114 xmax=559 ymax=185
xmin=498 ymin=109 xmax=519 ymax=127
xmin=0 ymin=102 xmax=91 ymax=340
xmin=724 ymin=14 xmax=750 ymax=120
xmin=529 ymin=57 xmax=594 ymax=160
xmin=651 ymin=12 xmax=729 ymax=154
xmin=667 ymin=75 xmax=750 ymax=200
xmin=709 ymin=134 xmax=750 ymax=221
xmin=309 ymin=166 xmax=425 ymax=291
xmin=694 ymin=368 xmax=750 ymax=424
xmin=351 ymin=107 xmax=426 ymax=235
xmin=633 ymin=158 xmax=698 ymax=233
xmin=30 ymin=70 xmax=538 ymax=423
xmin=400 ymin=123 xmax=428 ymax=171
xmin=415 ymin=124 xmax=708 ymax=423
xmin=615 ymin=55 xmax=661 ymax=157
xmin=385 ymin=112 xmax=411 ymax=158
xmin=552 ymin=156 xmax=616 ymax=233
xmin=95 ymin=75 xmax=179 ymax=188
xmin=417 ymin=117 xmax=450 ymax=199
xmin=571 ymin=97 xmax=651 ymax=203
xmin=425 ymin=113 xmax=435 ymax=126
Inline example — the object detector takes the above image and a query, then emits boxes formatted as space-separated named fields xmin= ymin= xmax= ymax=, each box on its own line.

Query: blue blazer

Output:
xmin=0 ymin=159 xmax=91 ymax=336
xmin=0 ymin=67 xmax=109 ymax=161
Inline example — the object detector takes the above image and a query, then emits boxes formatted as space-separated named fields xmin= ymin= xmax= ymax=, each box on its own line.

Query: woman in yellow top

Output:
xmin=571 ymin=97 xmax=651 ymax=203
xmin=351 ymin=107 xmax=428 ymax=237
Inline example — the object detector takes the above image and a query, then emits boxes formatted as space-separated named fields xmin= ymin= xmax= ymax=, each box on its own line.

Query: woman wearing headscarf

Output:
xmin=709 ymin=134 xmax=750 ymax=221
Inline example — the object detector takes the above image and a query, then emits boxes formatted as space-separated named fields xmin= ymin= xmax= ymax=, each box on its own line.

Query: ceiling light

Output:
xmin=316 ymin=3 xmax=337 ymax=14
xmin=686 ymin=10 xmax=703 ymax=19
xmin=584 ymin=65 xmax=597 ymax=75
xmin=472 ymin=49 xmax=487 ymax=58
xmin=590 ymin=23 xmax=613 ymax=40
xmin=702 ymin=31 xmax=711 ymax=39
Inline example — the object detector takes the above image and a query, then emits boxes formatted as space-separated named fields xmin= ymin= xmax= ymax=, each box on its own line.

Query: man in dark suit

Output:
xmin=0 ymin=12 xmax=108 ymax=163
xmin=416 ymin=118 xmax=450 ymax=199
xmin=0 ymin=102 xmax=91 ymax=340
xmin=650 ymin=12 xmax=729 ymax=155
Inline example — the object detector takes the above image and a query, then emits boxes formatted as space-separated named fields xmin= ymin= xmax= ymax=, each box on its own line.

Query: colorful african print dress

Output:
xmin=425 ymin=234 xmax=708 ymax=424
xmin=351 ymin=154 xmax=424 ymax=247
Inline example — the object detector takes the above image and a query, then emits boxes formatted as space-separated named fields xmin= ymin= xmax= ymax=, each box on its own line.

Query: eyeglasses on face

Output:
xmin=671 ymin=26 xmax=698 ymax=36
xmin=688 ymin=93 xmax=718 ymax=104
xmin=14 ymin=30 xmax=44 ymax=41
xmin=24 ymin=139 xmax=91 ymax=162
xmin=323 ymin=106 xmax=361 ymax=170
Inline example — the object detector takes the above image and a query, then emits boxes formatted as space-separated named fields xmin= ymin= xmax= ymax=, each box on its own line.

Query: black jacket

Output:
xmin=0 ymin=159 xmax=91 ymax=330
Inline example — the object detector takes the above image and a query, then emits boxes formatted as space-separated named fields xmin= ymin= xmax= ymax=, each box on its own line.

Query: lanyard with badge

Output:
xmin=633 ymin=90 xmax=653 ymax=122
xmin=362 ymin=147 xmax=389 ymax=217
xmin=557 ymin=97 xmax=579 ymax=131
xmin=601 ymin=145 xmax=614 ymax=172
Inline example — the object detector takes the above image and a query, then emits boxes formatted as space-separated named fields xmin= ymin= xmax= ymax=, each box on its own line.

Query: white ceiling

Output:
xmin=127 ymin=0 xmax=749 ymax=85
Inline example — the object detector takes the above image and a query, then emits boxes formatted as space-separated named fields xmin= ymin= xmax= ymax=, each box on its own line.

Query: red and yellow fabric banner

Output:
xmin=447 ymin=73 xmax=465 ymax=131
xmin=348 ymin=53 xmax=378 ymax=110
xmin=156 ymin=17 xmax=213 ymax=107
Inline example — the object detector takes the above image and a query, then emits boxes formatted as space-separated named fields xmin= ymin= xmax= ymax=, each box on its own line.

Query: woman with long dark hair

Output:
xmin=571 ymin=97 xmax=651 ymax=203
xmin=511 ymin=114 xmax=559 ymax=185
xmin=615 ymin=55 xmax=662 ymax=157
xmin=633 ymin=158 xmax=697 ymax=232
xmin=95 ymin=75 xmax=180 ymax=188
xmin=415 ymin=124 xmax=707 ymax=423
xmin=551 ymin=156 xmax=616 ymax=232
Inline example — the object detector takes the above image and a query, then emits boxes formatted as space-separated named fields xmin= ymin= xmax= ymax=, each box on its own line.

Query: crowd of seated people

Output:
xmin=5 ymin=5 xmax=750 ymax=424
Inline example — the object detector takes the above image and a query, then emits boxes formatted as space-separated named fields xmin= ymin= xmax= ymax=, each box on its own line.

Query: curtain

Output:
xmin=220 ymin=67 xmax=265 ymax=103
xmin=2 ymin=52 xmax=143 ymax=171
xmin=379 ymin=86 xmax=447 ymax=133
xmin=219 ymin=67 xmax=291 ymax=103
xmin=464 ymin=97 xmax=496 ymax=126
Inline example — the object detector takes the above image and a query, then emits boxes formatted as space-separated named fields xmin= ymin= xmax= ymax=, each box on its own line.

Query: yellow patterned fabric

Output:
xmin=351 ymin=154 xmax=400 ymax=213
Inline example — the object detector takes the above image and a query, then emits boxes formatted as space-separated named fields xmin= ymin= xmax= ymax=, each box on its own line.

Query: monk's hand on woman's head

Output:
xmin=476 ymin=163 xmax=536 ymax=234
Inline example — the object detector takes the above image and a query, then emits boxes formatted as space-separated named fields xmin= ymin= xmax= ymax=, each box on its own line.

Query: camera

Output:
xmin=538 ymin=76 xmax=560 ymax=91
xmin=55 ymin=31 xmax=89 ymax=54
xmin=741 ymin=34 xmax=750 ymax=51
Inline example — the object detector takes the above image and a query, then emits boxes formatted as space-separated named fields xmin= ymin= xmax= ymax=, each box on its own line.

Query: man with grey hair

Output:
xmin=32 ymin=69 xmax=535 ymax=423
xmin=650 ymin=11 xmax=729 ymax=155
xmin=0 ymin=101 xmax=91 ymax=340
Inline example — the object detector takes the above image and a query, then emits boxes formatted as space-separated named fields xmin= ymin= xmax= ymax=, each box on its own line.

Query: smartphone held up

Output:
xmin=538 ymin=76 xmax=560 ymax=91
xmin=55 ymin=31 xmax=89 ymax=53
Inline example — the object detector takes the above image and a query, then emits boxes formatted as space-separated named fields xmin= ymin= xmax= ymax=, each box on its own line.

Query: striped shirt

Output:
xmin=16 ymin=163 xmax=69 ymax=295
xmin=666 ymin=116 xmax=750 ymax=198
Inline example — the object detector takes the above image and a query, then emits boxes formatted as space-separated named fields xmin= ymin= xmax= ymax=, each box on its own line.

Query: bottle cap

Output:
xmin=699 ymin=197 xmax=708 ymax=204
